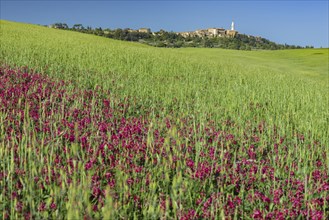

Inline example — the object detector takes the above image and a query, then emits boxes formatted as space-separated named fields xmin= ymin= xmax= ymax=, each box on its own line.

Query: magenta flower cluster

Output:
xmin=1 ymin=66 xmax=328 ymax=219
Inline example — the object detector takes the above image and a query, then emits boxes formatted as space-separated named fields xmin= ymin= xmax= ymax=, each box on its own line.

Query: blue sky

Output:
xmin=1 ymin=0 xmax=328 ymax=48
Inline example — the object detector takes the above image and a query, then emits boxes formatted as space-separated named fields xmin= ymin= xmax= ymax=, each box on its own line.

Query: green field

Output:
xmin=1 ymin=20 xmax=328 ymax=219
xmin=1 ymin=20 xmax=328 ymax=136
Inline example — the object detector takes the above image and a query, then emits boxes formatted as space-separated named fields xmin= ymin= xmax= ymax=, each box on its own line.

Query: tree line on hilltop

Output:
xmin=48 ymin=23 xmax=313 ymax=50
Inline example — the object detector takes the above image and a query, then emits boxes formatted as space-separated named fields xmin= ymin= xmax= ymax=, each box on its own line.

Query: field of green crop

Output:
xmin=1 ymin=20 xmax=328 ymax=219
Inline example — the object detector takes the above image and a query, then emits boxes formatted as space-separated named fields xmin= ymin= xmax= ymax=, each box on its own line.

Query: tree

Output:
xmin=72 ymin=24 xmax=84 ymax=30
xmin=94 ymin=27 xmax=104 ymax=36
xmin=113 ymin=29 xmax=124 ymax=40
xmin=204 ymin=39 xmax=214 ymax=48
xmin=245 ymin=45 xmax=252 ymax=51
xmin=52 ymin=23 xmax=69 ymax=29
xmin=156 ymin=42 xmax=166 ymax=47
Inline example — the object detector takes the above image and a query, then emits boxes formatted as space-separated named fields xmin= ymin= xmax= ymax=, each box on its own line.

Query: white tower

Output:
xmin=231 ymin=21 xmax=235 ymax=31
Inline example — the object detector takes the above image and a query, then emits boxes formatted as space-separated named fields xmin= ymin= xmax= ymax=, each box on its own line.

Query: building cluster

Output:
xmin=121 ymin=22 xmax=238 ymax=38
xmin=177 ymin=21 xmax=238 ymax=38
xmin=125 ymin=28 xmax=151 ymax=33
xmin=48 ymin=21 xmax=238 ymax=38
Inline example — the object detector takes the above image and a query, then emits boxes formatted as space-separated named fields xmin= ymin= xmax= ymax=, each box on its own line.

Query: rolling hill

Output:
xmin=1 ymin=20 xmax=328 ymax=219
xmin=1 ymin=20 xmax=328 ymax=134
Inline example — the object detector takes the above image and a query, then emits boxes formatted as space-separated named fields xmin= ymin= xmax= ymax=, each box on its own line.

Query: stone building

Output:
xmin=207 ymin=28 xmax=226 ymax=37
xmin=195 ymin=29 xmax=208 ymax=37
xmin=178 ymin=32 xmax=192 ymax=37
xmin=207 ymin=28 xmax=218 ymax=36
xmin=138 ymin=28 xmax=151 ymax=33
xmin=225 ymin=30 xmax=238 ymax=37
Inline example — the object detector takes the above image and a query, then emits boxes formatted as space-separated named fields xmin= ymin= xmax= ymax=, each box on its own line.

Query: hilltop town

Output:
xmin=178 ymin=22 xmax=238 ymax=38
xmin=110 ymin=21 xmax=239 ymax=38
xmin=49 ymin=22 xmax=239 ymax=38
xmin=47 ymin=22 xmax=307 ymax=50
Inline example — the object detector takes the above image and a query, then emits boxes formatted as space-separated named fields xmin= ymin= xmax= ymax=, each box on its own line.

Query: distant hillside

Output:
xmin=47 ymin=22 xmax=312 ymax=50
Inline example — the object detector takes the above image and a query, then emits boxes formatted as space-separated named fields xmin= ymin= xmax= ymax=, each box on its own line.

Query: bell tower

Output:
xmin=231 ymin=21 xmax=235 ymax=31
xmin=226 ymin=21 xmax=238 ymax=38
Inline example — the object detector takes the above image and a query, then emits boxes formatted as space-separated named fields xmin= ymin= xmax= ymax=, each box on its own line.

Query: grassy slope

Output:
xmin=1 ymin=20 xmax=328 ymax=143
xmin=179 ymin=48 xmax=329 ymax=82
